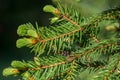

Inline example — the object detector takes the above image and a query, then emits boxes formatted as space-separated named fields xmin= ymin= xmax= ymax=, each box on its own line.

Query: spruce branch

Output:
xmin=3 ymin=38 xmax=120 ymax=79
xmin=18 ymin=5 xmax=119 ymax=56
xmin=2 ymin=2 xmax=120 ymax=80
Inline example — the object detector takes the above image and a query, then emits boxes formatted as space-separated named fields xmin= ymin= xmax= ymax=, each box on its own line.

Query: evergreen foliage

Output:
xmin=2 ymin=1 xmax=120 ymax=80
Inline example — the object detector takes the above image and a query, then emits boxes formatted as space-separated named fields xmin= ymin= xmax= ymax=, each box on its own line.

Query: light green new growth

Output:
xmin=17 ymin=23 xmax=37 ymax=37
xmin=11 ymin=61 xmax=26 ymax=70
xmin=3 ymin=68 xmax=20 ymax=76
xmin=16 ymin=38 xmax=37 ymax=48
xmin=43 ymin=5 xmax=56 ymax=13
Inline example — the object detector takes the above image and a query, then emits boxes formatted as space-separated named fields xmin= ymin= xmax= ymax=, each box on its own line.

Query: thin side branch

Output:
xmin=29 ymin=42 xmax=117 ymax=71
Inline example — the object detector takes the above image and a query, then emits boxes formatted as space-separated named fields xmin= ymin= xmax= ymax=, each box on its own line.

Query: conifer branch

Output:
xmin=29 ymin=38 xmax=118 ymax=72
xmin=2 ymin=2 xmax=120 ymax=80
xmin=40 ymin=7 xmax=119 ymax=43
xmin=16 ymin=5 xmax=119 ymax=56
xmin=52 ymin=6 xmax=100 ymax=43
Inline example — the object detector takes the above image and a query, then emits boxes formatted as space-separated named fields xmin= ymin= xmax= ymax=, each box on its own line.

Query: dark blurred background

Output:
xmin=0 ymin=0 xmax=119 ymax=80
xmin=0 ymin=0 xmax=52 ymax=80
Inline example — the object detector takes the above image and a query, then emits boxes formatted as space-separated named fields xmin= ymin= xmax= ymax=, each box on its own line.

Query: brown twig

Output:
xmin=89 ymin=34 xmax=100 ymax=42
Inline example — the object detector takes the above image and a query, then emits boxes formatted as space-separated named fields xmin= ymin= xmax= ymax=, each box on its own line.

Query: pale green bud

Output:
xmin=27 ymin=30 xmax=38 ymax=38
xmin=3 ymin=68 xmax=20 ymax=76
xmin=106 ymin=23 xmax=119 ymax=31
xmin=50 ymin=17 xmax=59 ymax=24
xmin=43 ymin=5 xmax=56 ymax=13
xmin=17 ymin=24 xmax=31 ymax=36
xmin=17 ymin=23 xmax=38 ymax=37
xmin=22 ymin=71 xmax=31 ymax=78
xmin=34 ymin=57 xmax=41 ymax=66
xmin=16 ymin=38 xmax=37 ymax=48
xmin=11 ymin=61 xmax=26 ymax=70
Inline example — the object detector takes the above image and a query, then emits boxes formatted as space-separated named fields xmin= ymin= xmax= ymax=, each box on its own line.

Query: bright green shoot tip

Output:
xmin=43 ymin=5 xmax=56 ymax=13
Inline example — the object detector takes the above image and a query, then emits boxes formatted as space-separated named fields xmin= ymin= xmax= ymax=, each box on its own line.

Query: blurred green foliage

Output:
xmin=53 ymin=0 xmax=120 ymax=16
